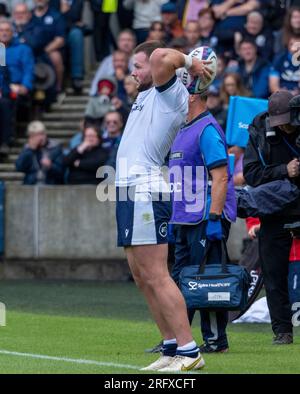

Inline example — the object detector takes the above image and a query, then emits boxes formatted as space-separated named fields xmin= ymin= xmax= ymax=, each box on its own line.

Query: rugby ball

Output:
xmin=179 ymin=46 xmax=217 ymax=95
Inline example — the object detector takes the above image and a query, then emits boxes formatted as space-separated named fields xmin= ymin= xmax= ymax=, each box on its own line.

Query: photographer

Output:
xmin=244 ymin=90 xmax=300 ymax=345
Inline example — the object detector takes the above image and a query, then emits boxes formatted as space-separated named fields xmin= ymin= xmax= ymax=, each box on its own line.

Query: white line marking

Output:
xmin=0 ymin=350 xmax=140 ymax=370
xmin=0 ymin=350 xmax=201 ymax=374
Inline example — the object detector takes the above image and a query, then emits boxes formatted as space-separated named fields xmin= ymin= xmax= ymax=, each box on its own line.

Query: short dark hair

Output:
xmin=239 ymin=37 xmax=257 ymax=49
xmin=198 ymin=7 xmax=215 ymax=21
xmin=133 ymin=40 xmax=165 ymax=58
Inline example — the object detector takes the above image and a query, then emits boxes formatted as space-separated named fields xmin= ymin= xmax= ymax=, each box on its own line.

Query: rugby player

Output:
xmin=115 ymin=40 xmax=212 ymax=371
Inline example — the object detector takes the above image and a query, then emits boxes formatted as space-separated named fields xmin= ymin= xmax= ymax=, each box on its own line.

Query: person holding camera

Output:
xmin=244 ymin=90 xmax=300 ymax=345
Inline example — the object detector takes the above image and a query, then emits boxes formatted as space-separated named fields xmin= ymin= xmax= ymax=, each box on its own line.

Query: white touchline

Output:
xmin=0 ymin=350 xmax=140 ymax=370
xmin=0 ymin=350 xmax=201 ymax=374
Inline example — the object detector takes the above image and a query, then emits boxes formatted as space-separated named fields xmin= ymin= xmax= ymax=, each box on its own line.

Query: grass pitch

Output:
xmin=0 ymin=280 xmax=299 ymax=374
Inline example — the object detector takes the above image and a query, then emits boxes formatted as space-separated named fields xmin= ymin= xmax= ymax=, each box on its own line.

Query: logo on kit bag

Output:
xmin=188 ymin=282 xmax=198 ymax=291
xmin=188 ymin=281 xmax=231 ymax=290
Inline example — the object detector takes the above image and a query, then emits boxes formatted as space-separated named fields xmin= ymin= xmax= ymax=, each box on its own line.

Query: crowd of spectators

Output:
xmin=0 ymin=0 xmax=299 ymax=185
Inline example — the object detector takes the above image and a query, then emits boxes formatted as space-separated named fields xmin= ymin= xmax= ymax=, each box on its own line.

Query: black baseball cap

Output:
xmin=268 ymin=91 xmax=294 ymax=127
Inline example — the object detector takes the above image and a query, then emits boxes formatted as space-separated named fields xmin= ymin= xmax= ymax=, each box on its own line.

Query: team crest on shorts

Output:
xmin=159 ymin=222 xmax=168 ymax=238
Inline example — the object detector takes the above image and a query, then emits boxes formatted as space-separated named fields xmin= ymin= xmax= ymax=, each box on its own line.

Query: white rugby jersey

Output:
xmin=115 ymin=76 xmax=188 ymax=187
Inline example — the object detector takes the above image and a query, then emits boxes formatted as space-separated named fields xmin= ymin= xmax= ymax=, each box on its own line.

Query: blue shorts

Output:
xmin=116 ymin=185 xmax=172 ymax=247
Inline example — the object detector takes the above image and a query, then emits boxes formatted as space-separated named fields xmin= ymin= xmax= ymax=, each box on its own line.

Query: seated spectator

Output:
xmin=236 ymin=38 xmax=270 ymax=98
xmin=0 ymin=19 xmax=34 ymax=153
xmin=211 ymin=0 xmax=261 ymax=55
xmin=169 ymin=36 xmax=188 ymax=53
xmin=269 ymin=35 xmax=300 ymax=95
xmin=274 ymin=6 xmax=300 ymax=54
xmin=32 ymin=0 xmax=66 ymax=93
xmin=161 ymin=1 xmax=184 ymax=44
xmin=184 ymin=20 xmax=201 ymax=53
xmin=206 ymin=85 xmax=227 ymax=131
xmin=235 ymin=11 xmax=274 ymax=61
xmin=197 ymin=7 xmax=220 ymax=50
xmin=211 ymin=0 xmax=260 ymax=31
xmin=60 ymin=0 xmax=85 ymax=94
xmin=110 ymin=74 xmax=139 ymax=123
xmin=123 ymin=0 xmax=167 ymax=44
xmin=15 ymin=120 xmax=64 ymax=185
xmin=220 ymin=72 xmax=249 ymax=109
xmin=85 ymin=77 xmax=116 ymax=125
xmin=90 ymin=29 xmax=135 ymax=97
xmin=90 ymin=50 xmax=129 ymax=99
xmin=12 ymin=2 xmax=57 ymax=111
xmin=12 ymin=2 xmax=51 ymax=56
xmin=64 ymin=125 xmax=109 ymax=185
xmin=102 ymin=111 xmax=124 ymax=169
xmin=146 ymin=21 xmax=166 ymax=43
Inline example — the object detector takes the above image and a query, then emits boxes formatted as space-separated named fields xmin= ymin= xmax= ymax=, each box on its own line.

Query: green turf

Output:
xmin=0 ymin=280 xmax=299 ymax=374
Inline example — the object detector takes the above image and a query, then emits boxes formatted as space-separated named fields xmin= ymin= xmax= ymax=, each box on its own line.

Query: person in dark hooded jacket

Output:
xmin=243 ymin=90 xmax=300 ymax=345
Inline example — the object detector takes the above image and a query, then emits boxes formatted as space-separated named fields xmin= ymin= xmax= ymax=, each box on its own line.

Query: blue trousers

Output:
xmin=171 ymin=220 xmax=231 ymax=347
xmin=67 ymin=27 xmax=84 ymax=79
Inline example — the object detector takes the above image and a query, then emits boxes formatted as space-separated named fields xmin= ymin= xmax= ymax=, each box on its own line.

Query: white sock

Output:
xmin=177 ymin=340 xmax=197 ymax=351
xmin=163 ymin=338 xmax=177 ymax=346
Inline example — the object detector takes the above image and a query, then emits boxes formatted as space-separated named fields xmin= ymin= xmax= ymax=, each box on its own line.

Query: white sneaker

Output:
xmin=140 ymin=355 xmax=174 ymax=371
xmin=158 ymin=354 xmax=205 ymax=372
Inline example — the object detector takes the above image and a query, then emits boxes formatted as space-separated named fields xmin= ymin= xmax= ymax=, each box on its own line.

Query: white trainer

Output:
xmin=140 ymin=355 xmax=174 ymax=371
xmin=158 ymin=354 xmax=205 ymax=372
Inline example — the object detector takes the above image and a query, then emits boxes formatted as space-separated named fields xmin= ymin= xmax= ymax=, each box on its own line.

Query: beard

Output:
xmin=137 ymin=81 xmax=153 ymax=92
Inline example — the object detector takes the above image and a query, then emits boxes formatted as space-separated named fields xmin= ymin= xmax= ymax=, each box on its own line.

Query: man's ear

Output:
xmin=189 ymin=94 xmax=197 ymax=103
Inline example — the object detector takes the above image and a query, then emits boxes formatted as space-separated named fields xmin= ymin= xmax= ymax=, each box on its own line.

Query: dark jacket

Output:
xmin=0 ymin=65 xmax=11 ymax=97
xmin=64 ymin=145 xmax=109 ymax=184
xmin=243 ymin=111 xmax=300 ymax=216
xmin=63 ymin=0 xmax=84 ymax=30
xmin=16 ymin=139 xmax=64 ymax=185
xmin=239 ymin=27 xmax=274 ymax=61
xmin=14 ymin=19 xmax=51 ymax=56
xmin=89 ymin=0 xmax=104 ymax=13
xmin=237 ymin=57 xmax=271 ymax=99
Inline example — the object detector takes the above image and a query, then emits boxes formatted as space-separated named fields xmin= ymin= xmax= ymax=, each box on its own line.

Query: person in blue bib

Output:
xmin=169 ymin=89 xmax=237 ymax=353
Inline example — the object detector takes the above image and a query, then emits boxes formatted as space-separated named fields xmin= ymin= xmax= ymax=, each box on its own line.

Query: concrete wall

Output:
xmin=5 ymin=185 xmax=125 ymax=260
xmin=4 ymin=185 xmax=247 ymax=279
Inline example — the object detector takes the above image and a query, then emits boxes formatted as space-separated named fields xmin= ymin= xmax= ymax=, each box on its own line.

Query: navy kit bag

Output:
xmin=179 ymin=241 xmax=251 ymax=311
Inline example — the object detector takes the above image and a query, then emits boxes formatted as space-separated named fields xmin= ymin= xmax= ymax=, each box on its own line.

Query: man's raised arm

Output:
xmin=149 ymin=48 xmax=212 ymax=87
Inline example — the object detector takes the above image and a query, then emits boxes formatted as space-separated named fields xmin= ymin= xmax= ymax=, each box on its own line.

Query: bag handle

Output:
xmin=198 ymin=239 xmax=229 ymax=274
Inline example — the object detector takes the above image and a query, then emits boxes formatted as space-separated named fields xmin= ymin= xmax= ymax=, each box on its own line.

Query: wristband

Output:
xmin=183 ymin=54 xmax=192 ymax=70
xmin=209 ymin=213 xmax=222 ymax=221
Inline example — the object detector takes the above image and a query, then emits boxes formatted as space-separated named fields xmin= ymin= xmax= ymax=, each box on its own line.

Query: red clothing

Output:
xmin=290 ymin=239 xmax=300 ymax=262
xmin=245 ymin=217 xmax=260 ymax=231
